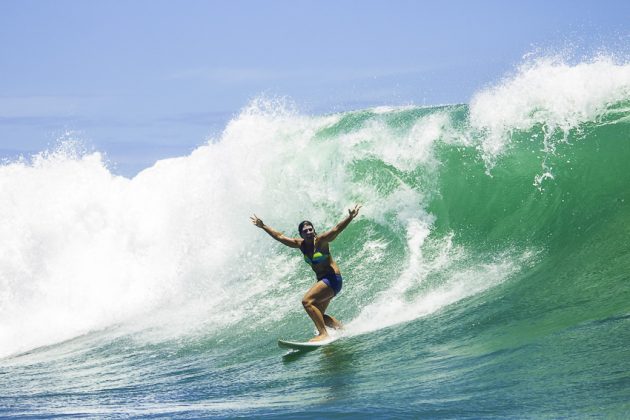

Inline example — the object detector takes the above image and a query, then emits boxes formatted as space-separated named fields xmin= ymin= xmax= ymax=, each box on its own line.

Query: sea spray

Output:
xmin=469 ymin=55 xmax=630 ymax=185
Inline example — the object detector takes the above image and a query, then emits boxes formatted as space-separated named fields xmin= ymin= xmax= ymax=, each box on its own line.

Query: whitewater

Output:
xmin=1 ymin=56 xmax=629 ymax=418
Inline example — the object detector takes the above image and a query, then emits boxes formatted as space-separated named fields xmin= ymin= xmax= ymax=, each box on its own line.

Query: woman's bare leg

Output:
xmin=317 ymin=299 xmax=343 ymax=329
xmin=302 ymin=281 xmax=335 ymax=341
xmin=323 ymin=314 xmax=343 ymax=329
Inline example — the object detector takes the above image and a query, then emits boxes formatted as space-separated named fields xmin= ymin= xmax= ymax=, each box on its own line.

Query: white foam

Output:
xmin=470 ymin=56 xmax=630 ymax=167
xmin=346 ymin=237 xmax=533 ymax=336
xmin=0 ymin=98 xmax=446 ymax=357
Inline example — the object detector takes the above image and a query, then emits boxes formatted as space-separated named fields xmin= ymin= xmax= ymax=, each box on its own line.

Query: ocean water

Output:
xmin=1 ymin=56 xmax=629 ymax=418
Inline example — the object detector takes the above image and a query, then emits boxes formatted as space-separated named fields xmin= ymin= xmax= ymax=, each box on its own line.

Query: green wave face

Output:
xmin=315 ymin=97 xmax=630 ymax=347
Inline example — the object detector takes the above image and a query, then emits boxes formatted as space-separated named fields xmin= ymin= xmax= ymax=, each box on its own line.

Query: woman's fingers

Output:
xmin=250 ymin=214 xmax=263 ymax=226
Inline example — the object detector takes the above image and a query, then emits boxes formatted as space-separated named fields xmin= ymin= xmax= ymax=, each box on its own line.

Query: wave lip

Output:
xmin=469 ymin=56 xmax=630 ymax=166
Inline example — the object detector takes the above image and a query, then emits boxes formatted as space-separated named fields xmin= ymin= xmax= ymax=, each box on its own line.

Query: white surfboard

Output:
xmin=278 ymin=337 xmax=338 ymax=351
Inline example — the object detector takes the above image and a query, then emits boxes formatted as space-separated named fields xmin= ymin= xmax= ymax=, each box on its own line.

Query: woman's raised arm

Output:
xmin=317 ymin=204 xmax=362 ymax=243
xmin=250 ymin=214 xmax=302 ymax=248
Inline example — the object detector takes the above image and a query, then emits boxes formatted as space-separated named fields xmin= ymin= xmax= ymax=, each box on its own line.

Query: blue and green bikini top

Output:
xmin=301 ymin=241 xmax=330 ymax=266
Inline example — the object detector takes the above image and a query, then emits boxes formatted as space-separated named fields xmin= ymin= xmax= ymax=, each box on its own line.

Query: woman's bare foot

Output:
xmin=309 ymin=333 xmax=330 ymax=343
xmin=323 ymin=314 xmax=343 ymax=330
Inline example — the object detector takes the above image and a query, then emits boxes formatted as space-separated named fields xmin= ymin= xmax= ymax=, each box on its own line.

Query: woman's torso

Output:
xmin=300 ymin=238 xmax=340 ymax=279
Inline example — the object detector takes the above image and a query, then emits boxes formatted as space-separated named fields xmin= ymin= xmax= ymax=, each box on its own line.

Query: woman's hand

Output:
xmin=250 ymin=214 xmax=264 ymax=228
xmin=348 ymin=204 xmax=362 ymax=219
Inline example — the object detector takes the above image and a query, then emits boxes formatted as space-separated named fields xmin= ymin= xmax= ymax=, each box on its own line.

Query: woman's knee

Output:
xmin=302 ymin=296 xmax=314 ymax=308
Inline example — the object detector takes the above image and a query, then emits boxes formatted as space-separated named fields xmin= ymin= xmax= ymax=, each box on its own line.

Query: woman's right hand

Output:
xmin=250 ymin=214 xmax=264 ymax=228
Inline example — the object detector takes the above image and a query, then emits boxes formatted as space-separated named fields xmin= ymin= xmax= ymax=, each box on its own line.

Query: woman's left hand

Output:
xmin=348 ymin=204 xmax=362 ymax=219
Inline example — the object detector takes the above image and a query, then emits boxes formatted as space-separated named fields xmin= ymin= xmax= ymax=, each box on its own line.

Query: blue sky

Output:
xmin=1 ymin=0 xmax=628 ymax=176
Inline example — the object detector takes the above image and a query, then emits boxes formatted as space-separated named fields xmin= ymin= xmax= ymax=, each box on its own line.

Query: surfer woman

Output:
xmin=250 ymin=204 xmax=362 ymax=342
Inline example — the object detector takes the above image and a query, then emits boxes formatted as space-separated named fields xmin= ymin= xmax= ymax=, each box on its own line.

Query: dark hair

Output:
xmin=298 ymin=220 xmax=314 ymax=234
